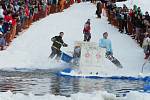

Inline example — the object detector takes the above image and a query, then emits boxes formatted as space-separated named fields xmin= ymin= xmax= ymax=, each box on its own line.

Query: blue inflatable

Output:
xmin=58 ymin=68 xmax=150 ymax=82
xmin=61 ymin=52 xmax=73 ymax=63
xmin=144 ymin=78 xmax=150 ymax=92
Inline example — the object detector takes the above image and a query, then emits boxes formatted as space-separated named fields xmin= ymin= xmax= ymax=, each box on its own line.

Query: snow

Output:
xmin=1 ymin=90 xmax=150 ymax=100
xmin=122 ymin=91 xmax=150 ymax=100
xmin=116 ymin=0 xmax=150 ymax=13
xmin=0 ymin=90 xmax=117 ymax=100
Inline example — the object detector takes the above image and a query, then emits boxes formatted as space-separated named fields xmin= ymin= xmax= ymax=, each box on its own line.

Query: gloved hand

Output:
xmin=63 ymin=43 xmax=68 ymax=47
xmin=83 ymin=30 xmax=85 ymax=34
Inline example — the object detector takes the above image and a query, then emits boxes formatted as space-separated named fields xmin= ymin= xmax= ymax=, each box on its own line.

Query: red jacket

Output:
xmin=77 ymin=0 xmax=81 ymax=3
xmin=70 ymin=0 xmax=74 ymax=5
xmin=4 ymin=15 xmax=16 ymax=26
xmin=4 ymin=15 xmax=12 ymax=22
xmin=25 ymin=6 xmax=30 ymax=17
xmin=83 ymin=23 xmax=91 ymax=33
xmin=128 ymin=11 xmax=134 ymax=17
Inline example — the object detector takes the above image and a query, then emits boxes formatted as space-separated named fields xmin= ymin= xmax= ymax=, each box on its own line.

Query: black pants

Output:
xmin=147 ymin=45 xmax=150 ymax=55
xmin=49 ymin=47 xmax=61 ymax=60
xmin=139 ymin=33 xmax=145 ymax=47
xmin=96 ymin=10 xmax=101 ymax=18
xmin=122 ymin=21 xmax=128 ymax=33
xmin=118 ymin=20 xmax=123 ymax=32
xmin=84 ymin=33 xmax=91 ymax=42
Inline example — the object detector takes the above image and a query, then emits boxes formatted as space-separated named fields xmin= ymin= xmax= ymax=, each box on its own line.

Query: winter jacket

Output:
xmin=116 ymin=12 xmax=121 ymax=21
xmin=25 ymin=6 xmax=30 ymax=17
xmin=129 ymin=11 xmax=134 ymax=17
xmin=96 ymin=2 xmax=102 ymax=13
xmin=0 ymin=9 xmax=4 ymax=18
xmin=145 ymin=14 xmax=150 ymax=21
xmin=4 ymin=15 xmax=16 ymax=26
xmin=99 ymin=38 xmax=113 ymax=54
xmin=134 ymin=18 xmax=143 ymax=28
xmin=83 ymin=22 xmax=91 ymax=34
xmin=123 ymin=13 xmax=128 ymax=21
xmin=0 ymin=26 xmax=5 ymax=46
xmin=51 ymin=36 xmax=67 ymax=50
xmin=143 ymin=37 xmax=150 ymax=47
xmin=142 ymin=37 xmax=150 ymax=53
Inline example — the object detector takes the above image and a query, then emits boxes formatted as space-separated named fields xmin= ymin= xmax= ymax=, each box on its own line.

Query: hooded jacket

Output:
xmin=51 ymin=35 xmax=66 ymax=50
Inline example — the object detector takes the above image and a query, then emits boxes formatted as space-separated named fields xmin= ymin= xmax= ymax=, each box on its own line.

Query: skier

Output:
xmin=83 ymin=19 xmax=91 ymax=42
xmin=99 ymin=32 xmax=113 ymax=56
xmin=49 ymin=32 xmax=68 ymax=60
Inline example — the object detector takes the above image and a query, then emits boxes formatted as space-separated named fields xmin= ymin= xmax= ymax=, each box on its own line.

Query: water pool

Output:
xmin=0 ymin=68 xmax=146 ymax=97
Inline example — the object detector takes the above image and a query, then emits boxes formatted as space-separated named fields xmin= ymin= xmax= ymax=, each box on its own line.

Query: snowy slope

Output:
xmin=0 ymin=2 xmax=149 ymax=76
xmin=0 ymin=3 xmax=98 ymax=69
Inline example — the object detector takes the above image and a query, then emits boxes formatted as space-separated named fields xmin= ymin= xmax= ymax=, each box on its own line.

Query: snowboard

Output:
xmin=106 ymin=55 xmax=123 ymax=68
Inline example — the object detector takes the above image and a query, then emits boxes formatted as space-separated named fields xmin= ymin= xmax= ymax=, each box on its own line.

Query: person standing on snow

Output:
xmin=142 ymin=33 xmax=150 ymax=59
xmin=99 ymin=32 xmax=113 ymax=56
xmin=83 ymin=19 xmax=91 ymax=42
xmin=0 ymin=32 xmax=6 ymax=50
xmin=0 ymin=19 xmax=6 ymax=50
xmin=49 ymin=32 xmax=68 ymax=60
xmin=96 ymin=1 xmax=102 ymax=18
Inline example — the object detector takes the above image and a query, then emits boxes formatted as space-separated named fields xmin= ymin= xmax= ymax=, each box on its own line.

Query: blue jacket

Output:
xmin=99 ymin=38 xmax=113 ymax=53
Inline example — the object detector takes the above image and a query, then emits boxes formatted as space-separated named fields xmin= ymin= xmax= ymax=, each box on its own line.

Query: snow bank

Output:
xmin=1 ymin=91 xmax=150 ymax=100
xmin=0 ymin=91 xmax=116 ymax=100
xmin=116 ymin=0 xmax=150 ymax=13
xmin=123 ymin=91 xmax=150 ymax=100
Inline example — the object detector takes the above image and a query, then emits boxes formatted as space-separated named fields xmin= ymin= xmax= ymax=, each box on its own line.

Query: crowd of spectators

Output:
xmin=97 ymin=0 xmax=150 ymax=59
xmin=0 ymin=0 xmax=75 ymax=50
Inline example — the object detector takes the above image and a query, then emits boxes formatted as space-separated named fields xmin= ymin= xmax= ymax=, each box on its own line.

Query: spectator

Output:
xmin=4 ymin=12 xmax=13 ymax=45
xmin=134 ymin=15 xmax=143 ymax=42
xmin=0 ymin=0 xmax=74 ymax=51
xmin=145 ymin=11 xmax=150 ymax=21
xmin=0 ymin=32 xmax=5 ymax=50
xmin=0 ymin=6 xmax=4 ymax=18
xmin=142 ymin=32 xmax=150 ymax=59
xmin=96 ymin=2 xmax=102 ymax=18
xmin=100 ymin=0 xmax=150 ymax=59
xmin=0 ymin=19 xmax=5 ymax=50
